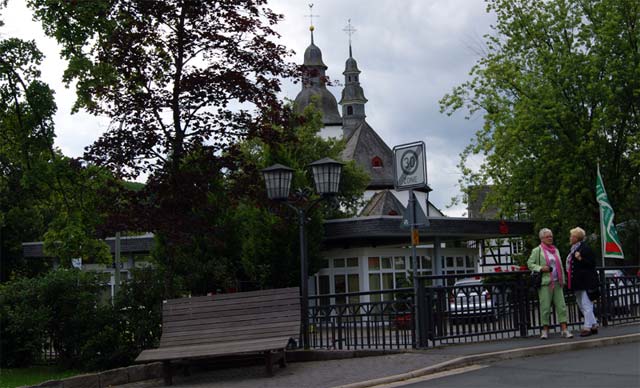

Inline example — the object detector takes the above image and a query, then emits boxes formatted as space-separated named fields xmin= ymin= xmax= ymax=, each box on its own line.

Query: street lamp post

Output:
xmin=261 ymin=158 xmax=343 ymax=349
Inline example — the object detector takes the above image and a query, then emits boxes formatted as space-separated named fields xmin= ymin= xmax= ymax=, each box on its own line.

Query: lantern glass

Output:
xmin=309 ymin=158 xmax=343 ymax=195
xmin=261 ymin=164 xmax=294 ymax=200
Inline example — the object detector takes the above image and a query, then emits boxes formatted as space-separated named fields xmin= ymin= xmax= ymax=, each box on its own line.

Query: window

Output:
xmin=371 ymin=156 xmax=383 ymax=168
xmin=347 ymin=106 xmax=353 ymax=115
xmin=319 ymin=275 xmax=330 ymax=306
xmin=346 ymin=257 xmax=358 ymax=267
xmin=334 ymin=258 xmax=345 ymax=268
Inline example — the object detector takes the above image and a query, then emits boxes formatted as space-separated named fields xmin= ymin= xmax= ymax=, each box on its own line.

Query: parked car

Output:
xmin=603 ymin=270 xmax=635 ymax=315
xmin=448 ymin=278 xmax=498 ymax=322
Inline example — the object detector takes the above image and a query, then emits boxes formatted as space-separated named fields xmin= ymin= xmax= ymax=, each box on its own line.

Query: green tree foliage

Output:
xmin=0 ymin=19 xmax=113 ymax=279
xmin=441 ymin=0 xmax=640 ymax=255
xmin=228 ymin=104 xmax=369 ymax=288
xmin=26 ymin=0 xmax=298 ymax=296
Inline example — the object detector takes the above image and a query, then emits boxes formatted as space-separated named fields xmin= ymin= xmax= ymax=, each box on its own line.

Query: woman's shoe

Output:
xmin=561 ymin=330 xmax=574 ymax=338
xmin=590 ymin=326 xmax=598 ymax=335
xmin=579 ymin=329 xmax=592 ymax=337
xmin=540 ymin=330 xmax=548 ymax=339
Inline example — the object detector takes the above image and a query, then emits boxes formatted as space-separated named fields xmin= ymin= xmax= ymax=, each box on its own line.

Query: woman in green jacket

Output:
xmin=528 ymin=228 xmax=574 ymax=339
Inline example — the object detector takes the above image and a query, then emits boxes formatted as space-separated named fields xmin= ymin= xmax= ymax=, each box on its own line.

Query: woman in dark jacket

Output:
xmin=566 ymin=227 xmax=599 ymax=336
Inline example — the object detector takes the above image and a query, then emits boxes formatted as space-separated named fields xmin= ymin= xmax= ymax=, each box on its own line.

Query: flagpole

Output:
xmin=598 ymin=164 xmax=606 ymax=268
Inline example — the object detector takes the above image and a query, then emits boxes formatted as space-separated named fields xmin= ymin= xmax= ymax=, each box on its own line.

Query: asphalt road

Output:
xmin=398 ymin=342 xmax=640 ymax=388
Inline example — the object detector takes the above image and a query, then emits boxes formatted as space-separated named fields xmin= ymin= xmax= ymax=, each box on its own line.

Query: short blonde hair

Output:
xmin=570 ymin=227 xmax=586 ymax=241
xmin=539 ymin=228 xmax=553 ymax=239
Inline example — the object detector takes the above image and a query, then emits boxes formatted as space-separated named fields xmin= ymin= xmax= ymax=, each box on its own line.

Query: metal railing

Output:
xmin=307 ymin=266 xmax=640 ymax=350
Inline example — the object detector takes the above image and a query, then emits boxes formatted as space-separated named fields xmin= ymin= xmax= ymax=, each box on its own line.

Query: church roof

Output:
xmin=359 ymin=190 xmax=405 ymax=217
xmin=294 ymin=30 xmax=342 ymax=126
xmin=294 ymin=87 xmax=342 ymax=126
xmin=304 ymin=42 xmax=328 ymax=68
xmin=341 ymin=121 xmax=394 ymax=188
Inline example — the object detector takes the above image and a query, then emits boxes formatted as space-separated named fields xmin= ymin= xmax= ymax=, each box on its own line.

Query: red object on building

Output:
xmin=499 ymin=220 xmax=509 ymax=234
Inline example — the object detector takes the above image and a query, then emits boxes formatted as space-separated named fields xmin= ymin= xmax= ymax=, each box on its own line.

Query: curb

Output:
xmin=333 ymin=333 xmax=640 ymax=388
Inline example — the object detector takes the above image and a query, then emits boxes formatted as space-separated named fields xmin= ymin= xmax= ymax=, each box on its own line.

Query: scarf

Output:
xmin=541 ymin=243 xmax=564 ymax=289
xmin=566 ymin=242 xmax=581 ymax=290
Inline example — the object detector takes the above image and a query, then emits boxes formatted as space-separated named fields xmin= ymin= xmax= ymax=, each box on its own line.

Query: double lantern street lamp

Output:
xmin=261 ymin=158 xmax=344 ymax=349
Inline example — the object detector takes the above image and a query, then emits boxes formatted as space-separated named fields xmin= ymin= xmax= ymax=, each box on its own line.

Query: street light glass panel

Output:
xmin=309 ymin=158 xmax=343 ymax=195
xmin=261 ymin=163 xmax=294 ymax=200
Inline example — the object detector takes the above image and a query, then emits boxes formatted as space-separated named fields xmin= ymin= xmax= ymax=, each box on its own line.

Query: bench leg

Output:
xmin=279 ymin=350 xmax=287 ymax=368
xmin=163 ymin=361 xmax=173 ymax=386
xmin=265 ymin=351 xmax=274 ymax=376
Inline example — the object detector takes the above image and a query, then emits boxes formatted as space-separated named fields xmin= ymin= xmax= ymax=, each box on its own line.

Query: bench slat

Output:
xmin=137 ymin=337 xmax=291 ymax=362
xmin=163 ymin=296 xmax=300 ymax=318
xmin=162 ymin=316 xmax=297 ymax=335
xmin=160 ymin=328 xmax=298 ymax=348
xmin=162 ymin=309 xmax=300 ymax=330
xmin=164 ymin=287 xmax=299 ymax=306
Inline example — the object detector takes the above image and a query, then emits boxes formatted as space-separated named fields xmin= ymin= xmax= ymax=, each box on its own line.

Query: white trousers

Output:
xmin=575 ymin=289 xmax=598 ymax=329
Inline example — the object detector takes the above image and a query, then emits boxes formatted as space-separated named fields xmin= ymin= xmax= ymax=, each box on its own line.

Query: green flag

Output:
xmin=596 ymin=165 xmax=624 ymax=259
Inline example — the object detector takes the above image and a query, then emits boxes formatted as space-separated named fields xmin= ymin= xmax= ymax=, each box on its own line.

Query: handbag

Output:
xmin=530 ymin=271 xmax=542 ymax=289
xmin=587 ymin=287 xmax=601 ymax=301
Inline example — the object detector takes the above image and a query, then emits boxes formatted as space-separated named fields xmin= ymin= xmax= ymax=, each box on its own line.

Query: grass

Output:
xmin=0 ymin=366 xmax=79 ymax=388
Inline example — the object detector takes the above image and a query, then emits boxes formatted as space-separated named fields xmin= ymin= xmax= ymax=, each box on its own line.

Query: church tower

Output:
xmin=293 ymin=8 xmax=342 ymax=138
xmin=339 ymin=20 xmax=367 ymax=139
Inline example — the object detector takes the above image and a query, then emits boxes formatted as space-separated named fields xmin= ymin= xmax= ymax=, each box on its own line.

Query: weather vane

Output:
xmin=306 ymin=3 xmax=319 ymax=31
xmin=343 ymin=19 xmax=357 ymax=45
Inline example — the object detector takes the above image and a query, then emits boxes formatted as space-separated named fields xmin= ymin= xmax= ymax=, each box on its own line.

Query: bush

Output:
xmin=0 ymin=277 xmax=50 ymax=367
xmin=0 ymin=268 xmax=164 ymax=371
xmin=113 ymin=266 xmax=164 ymax=357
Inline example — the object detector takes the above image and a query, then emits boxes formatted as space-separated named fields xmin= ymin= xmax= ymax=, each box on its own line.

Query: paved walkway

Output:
xmin=117 ymin=323 xmax=640 ymax=388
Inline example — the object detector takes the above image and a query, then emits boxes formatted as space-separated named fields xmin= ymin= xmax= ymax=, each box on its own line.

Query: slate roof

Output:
xmin=341 ymin=121 xmax=394 ymax=189
xmin=23 ymin=234 xmax=155 ymax=258
xmin=322 ymin=216 xmax=534 ymax=249
xmin=359 ymin=190 xmax=406 ymax=217
xmin=294 ymin=87 xmax=343 ymax=126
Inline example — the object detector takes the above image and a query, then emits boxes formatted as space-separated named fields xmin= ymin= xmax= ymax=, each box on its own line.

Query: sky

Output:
xmin=1 ymin=0 xmax=496 ymax=216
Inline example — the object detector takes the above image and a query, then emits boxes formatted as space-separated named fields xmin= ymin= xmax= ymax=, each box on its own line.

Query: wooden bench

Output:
xmin=135 ymin=287 xmax=300 ymax=385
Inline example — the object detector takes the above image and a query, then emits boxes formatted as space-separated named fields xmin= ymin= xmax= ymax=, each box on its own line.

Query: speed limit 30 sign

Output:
xmin=392 ymin=141 xmax=427 ymax=191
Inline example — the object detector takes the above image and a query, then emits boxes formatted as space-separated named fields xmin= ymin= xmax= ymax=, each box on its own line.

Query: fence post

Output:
xmin=516 ymin=274 xmax=529 ymax=337
xmin=598 ymin=269 xmax=609 ymax=327
xmin=415 ymin=277 xmax=425 ymax=348
xmin=425 ymin=286 xmax=435 ymax=346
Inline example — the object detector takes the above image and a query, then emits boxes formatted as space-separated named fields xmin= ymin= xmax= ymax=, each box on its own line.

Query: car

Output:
xmin=448 ymin=278 xmax=498 ymax=321
xmin=603 ymin=270 xmax=635 ymax=315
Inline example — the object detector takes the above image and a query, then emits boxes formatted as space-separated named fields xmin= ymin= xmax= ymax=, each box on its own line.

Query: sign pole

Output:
xmin=409 ymin=190 xmax=420 ymax=347
xmin=393 ymin=141 xmax=430 ymax=348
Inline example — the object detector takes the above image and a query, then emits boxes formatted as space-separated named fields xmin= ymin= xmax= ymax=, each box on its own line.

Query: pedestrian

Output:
xmin=528 ymin=228 xmax=573 ymax=339
xmin=566 ymin=227 xmax=599 ymax=336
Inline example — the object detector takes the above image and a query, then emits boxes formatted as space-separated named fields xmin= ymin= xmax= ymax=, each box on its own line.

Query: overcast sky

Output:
xmin=1 ymin=0 xmax=496 ymax=216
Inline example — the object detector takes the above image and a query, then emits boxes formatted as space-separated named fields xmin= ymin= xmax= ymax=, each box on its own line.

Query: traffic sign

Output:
xmin=393 ymin=141 xmax=427 ymax=191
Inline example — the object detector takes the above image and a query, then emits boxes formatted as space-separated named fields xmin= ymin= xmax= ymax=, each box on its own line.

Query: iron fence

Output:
xmin=308 ymin=266 xmax=640 ymax=350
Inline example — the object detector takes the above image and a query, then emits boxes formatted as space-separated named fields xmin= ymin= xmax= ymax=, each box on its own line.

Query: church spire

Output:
xmin=339 ymin=19 xmax=367 ymax=137
xmin=293 ymin=4 xmax=342 ymax=127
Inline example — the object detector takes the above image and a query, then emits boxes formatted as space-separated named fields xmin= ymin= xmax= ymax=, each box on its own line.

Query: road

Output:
xmin=392 ymin=342 xmax=640 ymax=388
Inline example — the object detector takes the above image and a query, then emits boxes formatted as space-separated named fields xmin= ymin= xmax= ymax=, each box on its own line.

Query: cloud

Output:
xmin=3 ymin=0 xmax=495 ymax=215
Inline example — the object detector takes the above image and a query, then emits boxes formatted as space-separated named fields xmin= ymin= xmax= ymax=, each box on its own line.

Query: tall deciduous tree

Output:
xmin=27 ymin=0 xmax=297 ymax=296
xmin=0 ymin=27 xmax=112 ymax=280
xmin=441 ymin=0 xmax=640 ymax=257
